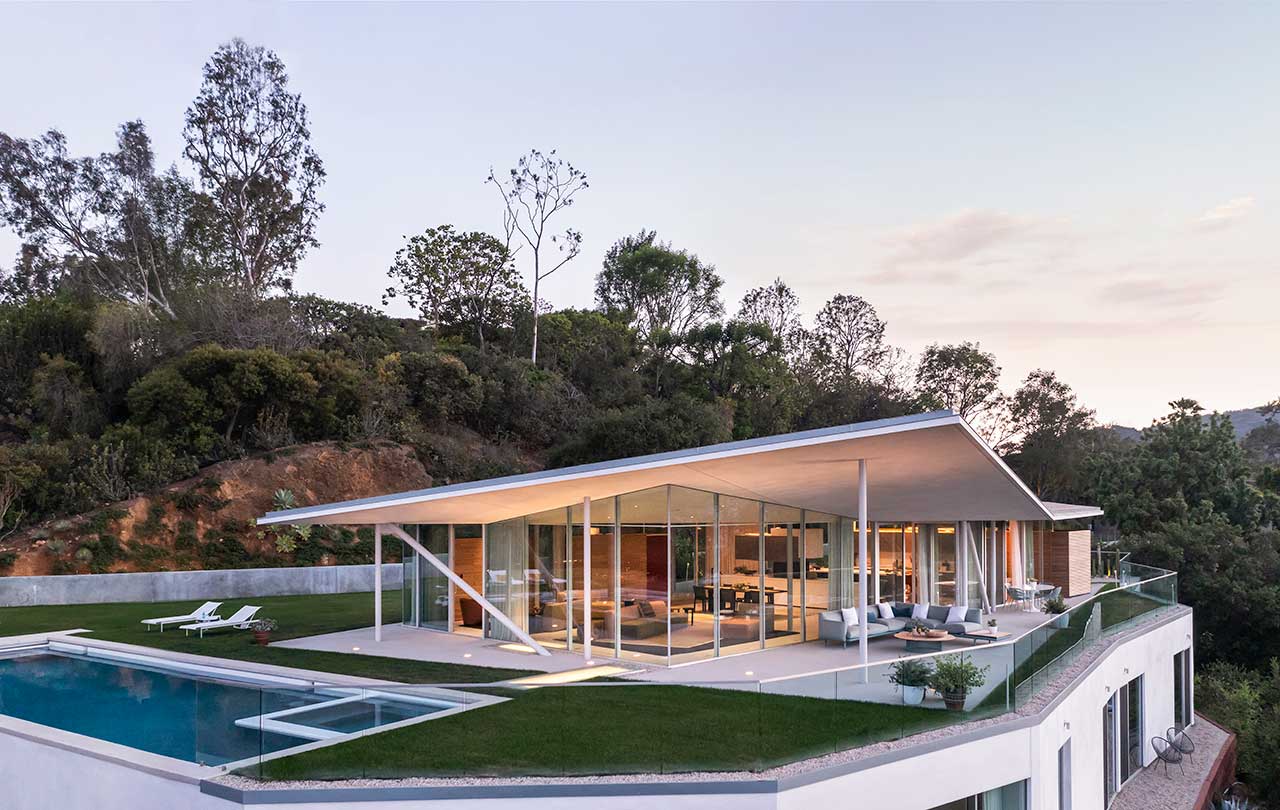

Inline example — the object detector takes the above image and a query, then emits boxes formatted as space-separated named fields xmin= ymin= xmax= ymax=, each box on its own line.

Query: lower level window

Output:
xmin=928 ymin=779 xmax=1027 ymax=810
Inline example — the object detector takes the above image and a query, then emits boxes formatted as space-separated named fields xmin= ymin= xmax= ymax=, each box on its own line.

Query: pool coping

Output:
xmin=0 ymin=630 xmax=506 ymax=784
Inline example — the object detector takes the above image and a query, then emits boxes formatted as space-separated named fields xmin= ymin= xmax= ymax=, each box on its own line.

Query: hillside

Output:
xmin=0 ymin=441 xmax=433 ymax=577
xmin=1110 ymin=404 xmax=1272 ymax=441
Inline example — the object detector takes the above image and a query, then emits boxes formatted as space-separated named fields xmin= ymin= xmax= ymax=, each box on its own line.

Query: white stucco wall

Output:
xmin=0 ymin=612 xmax=1193 ymax=810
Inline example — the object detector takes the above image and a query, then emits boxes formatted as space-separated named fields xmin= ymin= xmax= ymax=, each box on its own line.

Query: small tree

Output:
xmin=487 ymin=149 xmax=588 ymax=364
xmin=383 ymin=225 xmax=526 ymax=350
xmin=915 ymin=341 xmax=1012 ymax=449
xmin=737 ymin=277 xmax=805 ymax=356
xmin=183 ymin=38 xmax=325 ymax=292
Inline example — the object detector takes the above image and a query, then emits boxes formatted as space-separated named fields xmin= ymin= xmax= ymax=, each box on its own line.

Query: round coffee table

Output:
xmin=894 ymin=630 xmax=954 ymax=653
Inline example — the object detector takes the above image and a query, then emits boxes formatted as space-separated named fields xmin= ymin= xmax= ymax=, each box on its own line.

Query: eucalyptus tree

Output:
xmin=183 ymin=38 xmax=325 ymax=293
xmin=0 ymin=122 xmax=193 ymax=317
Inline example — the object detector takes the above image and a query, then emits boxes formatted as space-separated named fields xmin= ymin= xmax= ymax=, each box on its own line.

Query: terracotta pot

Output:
xmin=253 ymin=630 xmax=270 ymax=646
xmin=942 ymin=691 xmax=967 ymax=711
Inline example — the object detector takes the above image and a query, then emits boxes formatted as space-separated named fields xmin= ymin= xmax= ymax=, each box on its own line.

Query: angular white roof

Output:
xmin=259 ymin=410 xmax=1102 ymax=526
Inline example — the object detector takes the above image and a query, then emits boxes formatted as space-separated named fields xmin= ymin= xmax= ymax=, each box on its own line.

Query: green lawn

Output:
xmin=0 ymin=590 xmax=538 ymax=683
xmin=248 ymin=682 xmax=954 ymax=780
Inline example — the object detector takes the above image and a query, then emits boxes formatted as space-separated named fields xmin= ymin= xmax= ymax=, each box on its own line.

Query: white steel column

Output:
xmin=583 ymin=496 xmax=592 ymax=662
xmin=381 ymin=523 xmax=550 ymax=655
xmin=374 ymin=524 xmax=383 ymax=642
xmin=871 ymin=522 xmax=881 ymax=605
xmin=956 ymin=520 xmax=969 ymax=607
xmin=964 ymin=522 xmax=994 ymax=614
xmin=857 ymin=460 xmax=869 ymax=670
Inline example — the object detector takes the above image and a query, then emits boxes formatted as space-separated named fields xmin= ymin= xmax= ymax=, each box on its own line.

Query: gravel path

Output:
xmin=216 ymin=606 xmax=1186 ymax=792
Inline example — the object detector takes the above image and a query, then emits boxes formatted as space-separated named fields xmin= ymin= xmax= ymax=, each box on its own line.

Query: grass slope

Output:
xmin=249 ymin=683 xmax=953 ymax=780
xmin=0 ymin=590 xmax=537 ymax=683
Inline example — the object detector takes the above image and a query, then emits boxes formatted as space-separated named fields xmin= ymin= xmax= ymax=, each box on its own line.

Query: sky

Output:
xmin=1 ymin=2 xmax=1276 ymax=428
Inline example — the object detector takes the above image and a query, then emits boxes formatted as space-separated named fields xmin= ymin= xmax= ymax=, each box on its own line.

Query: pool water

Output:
xmin=0 ymin=650 xmax=445 ymax=765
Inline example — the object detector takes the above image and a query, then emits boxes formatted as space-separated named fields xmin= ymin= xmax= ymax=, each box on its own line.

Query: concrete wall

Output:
xmin=0 ymin=563 xmax=402 ymax=607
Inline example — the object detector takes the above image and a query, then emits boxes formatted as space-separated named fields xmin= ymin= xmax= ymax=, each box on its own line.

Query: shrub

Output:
xmin=928 ymin=655 xmax=989 ymax=696
xmin=0 ymin=551 xmax=17 ymax=571
xmin=888 ymin=658 xmax=934 ymax=688
xmin=174 ymin=519 xmax=199 ymax=550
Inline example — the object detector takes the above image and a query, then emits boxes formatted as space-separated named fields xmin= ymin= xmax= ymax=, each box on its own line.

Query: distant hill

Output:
xmin=1109 ymin=405 xmax=1273 ymax=442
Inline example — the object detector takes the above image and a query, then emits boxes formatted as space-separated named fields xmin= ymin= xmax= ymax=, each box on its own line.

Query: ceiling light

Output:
xmin=352 ymin=646 xmax=361 ymax=651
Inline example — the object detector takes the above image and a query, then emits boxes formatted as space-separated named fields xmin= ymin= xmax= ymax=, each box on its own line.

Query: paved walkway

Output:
xmin=1111 ymin=714 xmax=1232 ymax=810
xmin=274 ymin=623 xmax=617 ymax=675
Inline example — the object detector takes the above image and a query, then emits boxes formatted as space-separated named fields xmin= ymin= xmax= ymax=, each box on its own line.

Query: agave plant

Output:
xmin=272 ymin=488 xmax=297 ymax=511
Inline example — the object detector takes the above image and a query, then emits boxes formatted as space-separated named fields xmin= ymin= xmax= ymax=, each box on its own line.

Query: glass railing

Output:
xmin=221 ymin=565 xmax=1179 ymax=782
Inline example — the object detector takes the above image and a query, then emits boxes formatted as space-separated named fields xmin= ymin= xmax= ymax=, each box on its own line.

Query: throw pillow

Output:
xmin=840 ymin=606 xmax=859 ymax=626
xmin=912 ymin=602 xmax=930 ymax=620
xmin=877 ymin=602 xmax=895 ymax=619
xmin=946 ymin=605 xmax=969 ymax=624
xmin=635 ymin=600 xmax=655 ymax=618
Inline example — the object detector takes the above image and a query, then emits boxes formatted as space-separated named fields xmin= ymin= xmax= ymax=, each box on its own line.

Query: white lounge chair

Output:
xmin=180 ymin=605 xmax=262 ymax=637
xmin=140 ymin=601 xmax=223 ymax=632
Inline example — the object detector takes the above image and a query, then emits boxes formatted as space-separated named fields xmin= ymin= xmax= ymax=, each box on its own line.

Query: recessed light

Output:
xmin=745 ymin=670 xmax=754 ymax=676
xmin=352 ymin=646 xmax=361 ymax=651
xmin=463 ymin=653 xmax=472 ymax=659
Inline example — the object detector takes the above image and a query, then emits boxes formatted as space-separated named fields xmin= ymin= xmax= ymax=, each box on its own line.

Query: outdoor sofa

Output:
xmin=819 ymin=602 xmax=984 ymax=648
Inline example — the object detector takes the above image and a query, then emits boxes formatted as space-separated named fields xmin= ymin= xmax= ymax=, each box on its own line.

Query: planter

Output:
xmin=902 ymin=685 xmax=926 ymax=706
xmin=942 ymin=690 xmax=968 ymax=711
xmin=253 ymin=630 xmax=271 ymax=646
xmin=1052 ymin=613 xmax=1069 ymax=629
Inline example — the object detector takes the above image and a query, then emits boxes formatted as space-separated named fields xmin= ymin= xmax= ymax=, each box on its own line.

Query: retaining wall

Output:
xmin=0 ymin=564 xmax=402 ymax=607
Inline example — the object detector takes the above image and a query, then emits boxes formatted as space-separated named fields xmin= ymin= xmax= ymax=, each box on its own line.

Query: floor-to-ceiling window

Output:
xmin=618 ymin=486 xmax=670 ymax=663
xmin=452 ymin=524 xmax=483 ymax=635
xmin=398 ymin=525 xmax=449 ymax=632
xmin=717 ymin=495 xmax=764 ymax=655
xmin=877 ymin=523 xmax=916 ymax=603
xmin=1120 ymin=675 xmax=1143 ymax=784
xmin=569 ymin=497 xmax=616 ymax=659
xmin=926 ymin=523 xmax=958 ymax=604
xmin=763 ymin=503 xmax=803 ymax=647
xmin=1174 ymin=648 xmax=1192 ymax=730
xmin=525 ymin=507 xmax=570 ymax=650
xmin=670 ymin=486 xmax=716 ymax=663
xmin=803 ymin=511 xmax=837 ymax=640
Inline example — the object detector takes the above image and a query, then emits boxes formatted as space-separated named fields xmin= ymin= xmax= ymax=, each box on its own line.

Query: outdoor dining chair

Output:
xmin=1167 ymin=727 xmax=1195 ymax=764
xmin=1151 ymin=736 xmax=1184 ymax=778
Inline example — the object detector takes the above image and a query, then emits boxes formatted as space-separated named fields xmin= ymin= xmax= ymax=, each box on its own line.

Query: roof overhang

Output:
xmin=1042 ymin=501 xmax=1105 ymax=521
xmin=260 ymin=411 xmax=1099 ymax=527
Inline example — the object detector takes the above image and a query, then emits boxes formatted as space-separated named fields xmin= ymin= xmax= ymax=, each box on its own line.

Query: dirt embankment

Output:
xmin=0 ymin=440 xmax=432 ymax=576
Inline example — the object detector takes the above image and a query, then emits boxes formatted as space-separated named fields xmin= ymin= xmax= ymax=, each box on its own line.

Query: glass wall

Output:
xmin=763 ymin=503 xmax=803 ymax=647
xmin=926 ymin=780 xmax=1026 ymax=810
xmin=526 ymin=506 xmax=570 ymax=651
xmin=717 ymin=495 xmax=763 ymax=655
xmin=802 ymin=511 xmax=837 ymax=640
xmin=877 ymin=523 xmax=917 ymax=603
xmin=618 ymin=487 xmax=670 ymax=662
xmin=398 ymin=525 xmax=449 ymax=631
xmin=400 ymin=485 xmax=980 ymax=662
xmin=670 ymin=486 xmax=716 ymax=663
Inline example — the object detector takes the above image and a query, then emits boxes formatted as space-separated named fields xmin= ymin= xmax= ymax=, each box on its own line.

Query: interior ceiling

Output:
xmin=263 ymin=419 xmax=1062 ymax=527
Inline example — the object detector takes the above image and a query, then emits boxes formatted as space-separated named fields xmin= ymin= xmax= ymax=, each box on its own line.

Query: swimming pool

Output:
xmin=0 ymin=644 xmax=463 ymax=766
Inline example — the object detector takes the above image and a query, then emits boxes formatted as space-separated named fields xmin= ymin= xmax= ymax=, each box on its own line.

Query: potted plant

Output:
xmin=250 ymin=618 xmax=278 ymax=646
xmin=928 ymin=654 xmax=989 ymax=711
xmin=986 ymin=617 xmax=999 ymax=635
xmin=888 ymin=658 xmax=933 ymax=706
xmin=1042 ymin=597 xmax=1069 ymax=628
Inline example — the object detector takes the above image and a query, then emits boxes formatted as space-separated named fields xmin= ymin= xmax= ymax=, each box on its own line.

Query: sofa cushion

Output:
xmin=927 ymin=604 xmax=950 ymax=622
xmin=966 ymin=607 xmax=981 ymax=624
xmin=946 ymin=605 xmax=969 ymax=624
xmin=880 ymin=616 xmax=910 ymax=632
xmin=865 ymin=621 xmax=893 ymax=637
xmin=912 ymin=603 xmax=931 ymax=620
xmin=944 ymin=621 xmax=984 ymax=635
xmin=635 ymin=600 xmax=655 ymax=618
xmin=877 ymin=602 xmax=895 ymax=620
xmin=893 ymin=602 xmax=914 ymax=618
xmin=840 ymin=606 xmax=859 ymax=626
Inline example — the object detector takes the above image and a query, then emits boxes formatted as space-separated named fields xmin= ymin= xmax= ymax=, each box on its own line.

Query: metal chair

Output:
xmin=1152 ymin=736 xmax=1184 ymax=777
xmin=1167 ymin=727 xmax=1195 ymax=764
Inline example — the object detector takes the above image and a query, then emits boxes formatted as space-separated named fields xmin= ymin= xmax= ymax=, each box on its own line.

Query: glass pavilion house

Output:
xmin=260 ymin=411 xmax=1100 ymax=667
